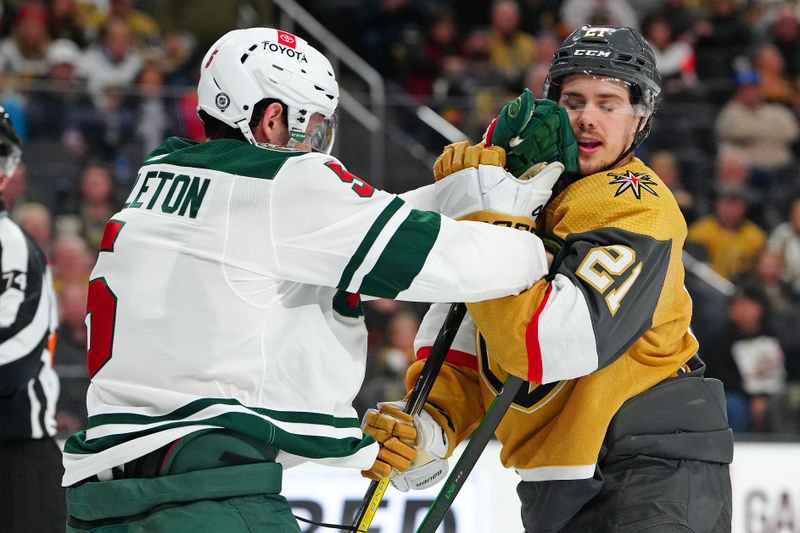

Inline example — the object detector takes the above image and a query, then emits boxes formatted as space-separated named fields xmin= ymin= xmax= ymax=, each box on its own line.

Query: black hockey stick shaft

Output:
xmin=416 ymin=374 xmax=526 ymax=533
xmin=352 ymin=302 xmax=468 ymax=532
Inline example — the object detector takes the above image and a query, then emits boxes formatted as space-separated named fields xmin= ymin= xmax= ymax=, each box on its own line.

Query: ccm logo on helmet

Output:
xmin=574 ymin=49 xmax=611 ymax=57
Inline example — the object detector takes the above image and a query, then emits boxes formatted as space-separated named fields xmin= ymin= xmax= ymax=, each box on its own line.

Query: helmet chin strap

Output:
xmin=609 ymin=115 xmax=647 ymax=170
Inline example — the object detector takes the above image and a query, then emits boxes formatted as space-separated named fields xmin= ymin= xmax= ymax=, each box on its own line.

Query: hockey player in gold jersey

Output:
xmin=363 ymin=26 xmax=733 ymax=532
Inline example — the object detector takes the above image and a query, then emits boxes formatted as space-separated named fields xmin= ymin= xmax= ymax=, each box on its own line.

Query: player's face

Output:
xmin=558 ymin=75 xmax=645 ymax=176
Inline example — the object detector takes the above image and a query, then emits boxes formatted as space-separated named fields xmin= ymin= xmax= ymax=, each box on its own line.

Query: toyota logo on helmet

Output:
xmin=277 ymin=30 xmax=296 ymax=48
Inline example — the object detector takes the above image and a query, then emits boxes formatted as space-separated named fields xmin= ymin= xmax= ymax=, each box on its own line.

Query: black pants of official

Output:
xmin=0 ymin=438 xmax=66 ymax=533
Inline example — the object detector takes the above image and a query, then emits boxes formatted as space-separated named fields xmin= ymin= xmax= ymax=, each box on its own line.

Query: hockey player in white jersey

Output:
xmin=62 ymin=27 xmax=565 ymax=531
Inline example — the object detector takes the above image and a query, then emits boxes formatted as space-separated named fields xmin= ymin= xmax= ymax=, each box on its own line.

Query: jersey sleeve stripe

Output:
xmin=358 ymin=208 xmax=441 ymax=298
xmin=525 ymin=284 xmax=552 ymax=384
xmin=416 ymin=346 xmax=478 ymax=371
xmin=337 ymin=196 xmax=405 ymax=291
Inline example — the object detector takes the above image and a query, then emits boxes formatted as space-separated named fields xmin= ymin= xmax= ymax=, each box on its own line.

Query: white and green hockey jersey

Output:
xmin=62 ymin=137 xmax=549 ymax=486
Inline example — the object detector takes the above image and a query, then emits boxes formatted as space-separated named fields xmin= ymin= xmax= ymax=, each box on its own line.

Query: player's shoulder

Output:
xmin=573 ymin=158 xmax=666 ymax=205
xmin=558 ymin=158 xmax=686 ymax=239
xmin=143 ymin=136 xmax=309 ymax=180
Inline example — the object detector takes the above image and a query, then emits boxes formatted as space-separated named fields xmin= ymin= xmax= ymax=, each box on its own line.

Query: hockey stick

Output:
xmin=416 ymin=374 xmax=526 ymax=533
xmin=352 ymin=302 xmax=468 ymax=533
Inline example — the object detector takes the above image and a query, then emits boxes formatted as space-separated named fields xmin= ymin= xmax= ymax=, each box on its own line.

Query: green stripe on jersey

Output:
xmin=144 ymin=137 xmax=305 ymax=180
xmin=64 ymin=398 xmax=370 ymax=461
xmin=359 ymin=209 xmax=441 ymax=298
xmin=64 ymin=412 xmax=374 ymax=460
xmin=337 ymin=196 xmax=405 ymax=291
xmin=84 ymin=397 xmax=360 ymax=430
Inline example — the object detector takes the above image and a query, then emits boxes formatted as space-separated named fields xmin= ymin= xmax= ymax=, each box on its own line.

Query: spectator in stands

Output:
xmin=58 ymin=163 xmax=119 ymax=251
xmin=26 ymin=38 xmax=91 ymax=143
xmin=401 ymin=8 xmax=462 ymax=99
xmin=518 ymin=0 xmax=560 ymax=34
xmin=48 ymin=233 xmax=93 ymax=292
xmin=768 ymin=196 xmax=800 ymax=296
xmin=715 ymin=69 xmax=799 ymax=172
xmin=643 ymin=14 xmax=695 ymax=91
xmin=692 ymin=0 xmax=750 ymax=96
xmin=106 ymin=0 xmax=159 ymax=50
xmin=135 ymin=60 xmax=179 ymax=154
xmin=77 ymin=16 xmax=143 ymax=103
xmin=739 ymin=247 xmax=800 ymax=383
xmin=559 ymin=0 xmax=638 ymax=32
xmin=369 ymin=310 xmax=420 ymax=399
xmin=488 ymin=0 xmax=537 ymax=91
xmin=53 ymin=281 xmax=90 ymax=435
xmin=15 ymin=201 xmax=54 ymax=254
xmin=754 ymin=42 xmax=796 ymax=106
xmin=715 ymin=147 xmax=752 ymax=188
xmin=153 ymin=0 xmax=273 ymax=67
xmin=158 ymin=31 xmax=195 ymax=86
xmin=770 ymin=7 xmax=800 ymax=79
xmin=73 ymin=81 xmax=138 ymax=162
xmin=0 ymin=2 xmax=51 ymax=81
xmin=533 ymin=29 xmax=558 ymax=66
xmin=653 ymin=0 xmax=696 ymax=42
xmin=523 ymin=63 xmax=549 ymax=97
xmin=47 ymin=0 xmax=89 ymax=48
xmin=704 ymin=284 xmax=787 ymax=433
xmin=522 ymin=29 xmax=559 ymax=96
xmin=649 ymin=149 xmax=697 ymax=223
xmin=687 ymin=183 xmax=766 ymax=281
xmin=355 ymin=307 xmax=422 ymax=415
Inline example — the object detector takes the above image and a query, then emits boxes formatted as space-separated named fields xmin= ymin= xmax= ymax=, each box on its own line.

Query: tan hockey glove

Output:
xmin=361 ymin=403 xmax=418 ymax=480
xmin=361 ymin=401 xmax=450 ymax=489
xmin=433 ymin=140 xmax=506 ymax=181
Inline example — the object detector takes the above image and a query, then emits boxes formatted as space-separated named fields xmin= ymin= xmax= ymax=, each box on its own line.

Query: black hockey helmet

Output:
xmin=544 ymin=25 xmax=662 ymax=113
xmin=0 ymin=107 xmax=21 ymax=177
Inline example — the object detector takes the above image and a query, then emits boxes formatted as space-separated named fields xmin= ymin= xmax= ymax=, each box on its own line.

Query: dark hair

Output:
xmin=199 ymin=98 xmax=287 ymax=141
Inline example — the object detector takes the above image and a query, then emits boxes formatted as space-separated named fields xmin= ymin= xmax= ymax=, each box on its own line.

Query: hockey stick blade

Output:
xmin=416 ymin=374 xmax=526 ymax=533
xmin=352 ymin=303 xmax=468 ymax=532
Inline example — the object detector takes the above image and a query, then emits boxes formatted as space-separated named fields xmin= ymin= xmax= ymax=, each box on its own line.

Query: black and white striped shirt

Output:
xmin=0 ymin=210 xmax=59 ymax=440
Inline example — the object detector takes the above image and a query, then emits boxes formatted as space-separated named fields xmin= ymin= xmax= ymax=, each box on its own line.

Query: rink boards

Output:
xmin=283 ymin=441 xmax=800 ymax=533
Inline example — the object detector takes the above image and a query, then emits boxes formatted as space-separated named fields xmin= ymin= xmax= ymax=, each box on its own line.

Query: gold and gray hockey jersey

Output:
xmin=409 ymin=158 xmax=699 ymax=480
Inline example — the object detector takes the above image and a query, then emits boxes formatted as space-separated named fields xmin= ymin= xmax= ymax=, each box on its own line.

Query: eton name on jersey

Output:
xmin=123 ymin=170 xmax=210 ymax=220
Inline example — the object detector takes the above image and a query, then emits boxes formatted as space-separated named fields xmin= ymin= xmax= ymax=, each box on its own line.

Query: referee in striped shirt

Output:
xmin=0 ymin=108 xmax=65 ymax=532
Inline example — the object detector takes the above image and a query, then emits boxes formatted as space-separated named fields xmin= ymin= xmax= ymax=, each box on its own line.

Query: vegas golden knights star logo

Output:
xmin=608 ymin=170 xmax=658 ymax=199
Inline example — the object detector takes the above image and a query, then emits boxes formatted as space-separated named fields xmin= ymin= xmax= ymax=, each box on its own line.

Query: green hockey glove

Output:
xmin=485 ymin=89 xmax=579 ymax=180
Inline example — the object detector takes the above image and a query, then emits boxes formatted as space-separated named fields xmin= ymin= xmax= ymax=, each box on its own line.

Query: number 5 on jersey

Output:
xmin=86 ymin=220 xmax=125 ymax=378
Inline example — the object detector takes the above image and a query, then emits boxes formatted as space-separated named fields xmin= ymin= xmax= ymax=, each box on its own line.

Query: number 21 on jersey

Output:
xmin=576 ymin=244 xmax=642 ymax=315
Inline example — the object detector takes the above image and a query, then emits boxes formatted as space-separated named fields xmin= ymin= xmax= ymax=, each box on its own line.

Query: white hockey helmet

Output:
xmin=197 ymin=27 xmax=339 ymax=153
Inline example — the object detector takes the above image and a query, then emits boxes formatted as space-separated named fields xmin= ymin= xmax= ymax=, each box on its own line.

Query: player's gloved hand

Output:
xmin=435 ymin=158 xmax=565 ymax=226
xmin=361 ymin=402 xmax=449 ymax=489
xmin=485 ymin=88 xmax=579 ymax=180
xmin=433 ymin=140 xmax=506 ymax=182
xmin=391 ymin=455 xmax=449 ymax=492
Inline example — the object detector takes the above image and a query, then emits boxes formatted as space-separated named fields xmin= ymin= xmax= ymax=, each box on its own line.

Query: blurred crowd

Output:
xmin=1 ymin=0 xmax=799 ymax=438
